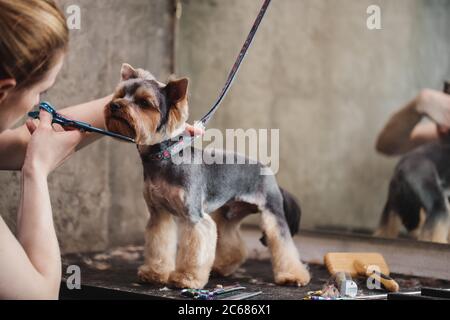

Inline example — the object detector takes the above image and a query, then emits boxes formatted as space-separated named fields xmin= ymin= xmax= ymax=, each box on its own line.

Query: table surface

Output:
xmin=61 ymin=245 xmax=450 ymax=300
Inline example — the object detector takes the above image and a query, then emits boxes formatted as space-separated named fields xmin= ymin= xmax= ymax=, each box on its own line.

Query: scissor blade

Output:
xmin=80 ymin=124 xmax=136 ymax=143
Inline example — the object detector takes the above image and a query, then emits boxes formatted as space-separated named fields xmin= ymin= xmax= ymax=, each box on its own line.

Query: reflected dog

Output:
xmin=376 ymin=141 xmax=450 ymax=244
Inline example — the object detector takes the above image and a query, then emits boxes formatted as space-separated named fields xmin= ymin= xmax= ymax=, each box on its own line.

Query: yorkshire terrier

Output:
xmin=104 ymin=64 xmax=311 ymax=289
xmin=376 ymin=139 xmax=450 ymax=244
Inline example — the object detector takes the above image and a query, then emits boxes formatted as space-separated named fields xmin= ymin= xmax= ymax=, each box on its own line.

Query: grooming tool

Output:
xmin=324 ymin=252 xmax=399 ymax=292
xmin=181 ymin=288 xmax=215 ymax=300
xmin=421 ymin=287 xmax=450 ymax=299
xmin=181 ymin=285 xmax=246 ymax=300
xmin=310 ymin=296 xmax=330 ymax=301
xmin=28 ymin=101 xmax=136 ymax=143
xmin=320 ymin=284 xmax=341 ymax=298
xmin=324 ymin=252 xmax=390 ymax=278
xmin=354 ymin=291 xmax=421 ymax=300
xmin=302 ymin=289 xmax=347 ymax=301
xmin=154 ymin=0 xmax=272 ymax=160
xmin=388 ymin=288 xmax=450 ymax=300
xmin=220 ymin=291 xmax=263 ymax=300
xmin=334 ymin=272 xmax=358 ymax=297
xmin=354 ymin=260 xmax=399 ymax=293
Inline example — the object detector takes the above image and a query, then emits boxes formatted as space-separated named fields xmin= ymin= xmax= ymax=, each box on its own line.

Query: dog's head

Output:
xmin=104 ymin=63 xmax=189 ymax=145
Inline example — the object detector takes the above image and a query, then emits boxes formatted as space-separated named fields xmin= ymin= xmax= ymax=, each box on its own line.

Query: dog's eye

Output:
xmin=140 ymin=100 xmax=152 ymax=108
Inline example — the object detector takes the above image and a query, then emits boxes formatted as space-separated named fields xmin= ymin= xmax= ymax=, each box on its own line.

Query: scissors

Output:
xmin=28 ymin=101 xmax=136 ymax=143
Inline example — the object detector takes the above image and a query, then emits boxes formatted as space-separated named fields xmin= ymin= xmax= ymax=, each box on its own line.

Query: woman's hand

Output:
xmin=22 ymin=110 xmax=84 ymax=177
xmin=185 ymin=123 xmax=205 ymax=137
xmin=417 ymin=89 xmax=450 ymax=130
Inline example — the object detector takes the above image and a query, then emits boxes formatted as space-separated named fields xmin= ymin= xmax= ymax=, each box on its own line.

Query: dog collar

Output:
xmin=140 ymin=136 xmax=189 ymax=161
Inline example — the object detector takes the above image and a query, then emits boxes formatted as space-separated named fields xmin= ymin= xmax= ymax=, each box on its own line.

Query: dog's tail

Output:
xmin=260 ymin=187 xmax=301 ymax=246
xmin=375 ymin=169 xmax=421 ymax=237
xmin=280 ymin=187 xmax=302 ymax=236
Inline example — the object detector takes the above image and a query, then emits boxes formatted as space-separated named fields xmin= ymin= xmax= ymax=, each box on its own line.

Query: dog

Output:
xmin=104 ymin=64 xmax=311 ymax=289
xmin=375 ymin=138 xmax=450 ymax=244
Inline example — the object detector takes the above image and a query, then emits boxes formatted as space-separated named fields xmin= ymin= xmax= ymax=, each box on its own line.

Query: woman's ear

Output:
xmin=0 ymin=79 xmax=16 ymax=103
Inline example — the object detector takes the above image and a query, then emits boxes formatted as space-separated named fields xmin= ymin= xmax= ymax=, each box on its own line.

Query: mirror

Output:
xmin=176 ymin=0 xmax=450 ymax=244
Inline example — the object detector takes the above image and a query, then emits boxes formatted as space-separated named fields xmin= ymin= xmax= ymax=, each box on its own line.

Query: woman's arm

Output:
xmin=0 ymin=95 xmax=112 ymax=171
xmin=0 ymin=111 xmax=84 ymax=300
xmin=0 ymin=215 xmax=59 ymax=300
xmin=0 ymin=169 xmax=59 ymax=299
xmin=376 ymin=89 xmax=450 ymax=156
xmin=0 ymin=94 xmax=203 ymax=171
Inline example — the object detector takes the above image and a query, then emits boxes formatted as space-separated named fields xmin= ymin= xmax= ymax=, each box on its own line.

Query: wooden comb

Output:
xmin=324 ymin=252 xmax=390 ymax=277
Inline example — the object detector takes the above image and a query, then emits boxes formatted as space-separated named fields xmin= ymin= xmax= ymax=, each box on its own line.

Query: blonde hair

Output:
xmin=0 ymin=0 xmax=68 ymax=89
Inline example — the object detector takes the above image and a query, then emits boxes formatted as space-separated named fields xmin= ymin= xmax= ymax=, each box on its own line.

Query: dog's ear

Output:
xmin=121 ymin=63 xmax=138 ymax=81
xmin=164 ymin=78 xmax=189 ymax=106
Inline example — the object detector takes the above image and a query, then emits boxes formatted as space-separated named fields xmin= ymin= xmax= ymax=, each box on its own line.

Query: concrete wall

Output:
xmin=176 ymin=0 xmax=450 ymax=231
xmin=0 ymin=0 xmax=173 ymax=253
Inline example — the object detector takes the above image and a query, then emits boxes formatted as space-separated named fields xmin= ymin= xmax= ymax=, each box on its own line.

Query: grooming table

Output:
xmin=61 ymin=245 xmax=450 ymax=300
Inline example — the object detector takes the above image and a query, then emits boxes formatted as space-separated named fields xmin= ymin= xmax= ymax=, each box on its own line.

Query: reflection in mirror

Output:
xmin=374 ymin=81 xmax=450 ymax=244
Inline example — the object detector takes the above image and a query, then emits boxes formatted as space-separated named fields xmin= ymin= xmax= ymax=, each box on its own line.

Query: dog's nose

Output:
xmin=110 ymin=102 xmax=121 ymax=112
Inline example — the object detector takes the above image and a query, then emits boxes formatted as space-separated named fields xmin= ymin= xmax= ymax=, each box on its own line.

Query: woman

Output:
xmin=0 ymin=0 xmax=199 ymax=299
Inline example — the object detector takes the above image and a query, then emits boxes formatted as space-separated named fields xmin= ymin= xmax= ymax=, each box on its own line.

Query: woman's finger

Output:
xmin=52 ymin=123 xmax=64 ymax=132
xmin=63 ymin=129 xmax=85 ymax=145
xmin=38 ymin=109 xmax=53 ymax=129
xmin=185 ymin=124 xmax=205 ymax=136
xmin=25 ymin=119 xmax=38 ymax=135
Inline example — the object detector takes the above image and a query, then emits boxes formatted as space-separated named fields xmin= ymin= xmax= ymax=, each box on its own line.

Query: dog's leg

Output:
xmin=168 ymin=214 xmax=217 ymax=289
xmin=138 ymin=210 xmax=177 ymax=285
xmin=421 ymin=215 xmax=449 ymax=243
xmin=374 ymin=207 xmax=402 ymax=239
xmin=211 ymin=208 xmax=248 ymax=277
xmin=408 ymin=209 xmax=426 ymax=240
xmin=260 ymin=205 xmax=310 ymax=287
xmin=404 ymin=164 xmax=450 ymax=244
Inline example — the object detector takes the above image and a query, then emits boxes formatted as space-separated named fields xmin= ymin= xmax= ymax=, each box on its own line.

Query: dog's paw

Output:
xmin=419 ymin=232 xmax=448 ymax=244
xmin=138 ymin=265 xmax=170 ymax=285
xmin=168 ymin=271 xmax=208 ymax=289
xmin=212 ymin=256 xmax=246 ymax=277
xmin=275 ymin=272 xmax=310 ymax=287
xmin=274 ymin=265 xmax=311 ymax=287
xmin=420 ymin=224 xmax=449 ymax=244
xmin=212 ymin=265 xmax=239 ymax=278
